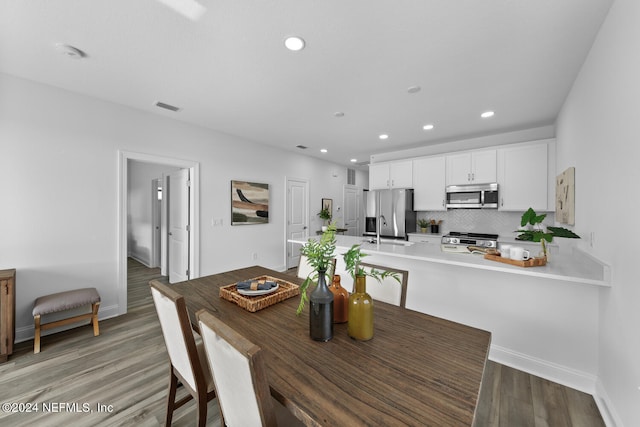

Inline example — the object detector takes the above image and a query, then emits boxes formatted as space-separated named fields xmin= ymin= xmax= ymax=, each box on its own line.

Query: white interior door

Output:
xmin=168 ymin=169 xmax=190 ymax=283
xmin=343 ymin=185 xmax=361 ymax=236
xmin=286 ymin=178 xmax=309 ymax=269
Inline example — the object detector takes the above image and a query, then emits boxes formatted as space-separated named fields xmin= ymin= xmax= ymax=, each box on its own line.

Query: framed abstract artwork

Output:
xmin=555 ymin=167 xmax=575 ymax=225
xmin=231 ymin=180 xmax=269 ymax=225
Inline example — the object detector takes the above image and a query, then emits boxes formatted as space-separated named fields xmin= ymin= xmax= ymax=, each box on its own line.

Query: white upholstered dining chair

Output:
xmin=150 ymin=280 xmax=217 ymax=426
xmin=297 ymin=255 xmax=335 ymax=284
xmin=196 ymin=309 xmax=303 ymax=427
xmin=357 ymin=262 xmax=409 ymax=308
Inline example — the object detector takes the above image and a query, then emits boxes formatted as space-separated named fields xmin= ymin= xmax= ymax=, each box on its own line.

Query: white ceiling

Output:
xmin=0 ymin=0 xmax=613 ymax=167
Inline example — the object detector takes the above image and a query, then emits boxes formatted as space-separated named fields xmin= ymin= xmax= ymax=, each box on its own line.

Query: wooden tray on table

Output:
xmin=219 ymin=275 xmax=300 ymax=312
xmin=484 ymin=254 xmax=547 ymax=267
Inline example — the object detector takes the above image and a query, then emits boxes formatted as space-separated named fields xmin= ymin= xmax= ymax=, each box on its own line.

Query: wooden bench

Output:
xmin=32 ymin=288 xmax=101 ymax=354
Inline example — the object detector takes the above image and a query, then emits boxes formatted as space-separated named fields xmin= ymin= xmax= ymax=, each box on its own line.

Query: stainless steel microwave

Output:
xmin=445 ymin=183 xmax=499 ymax=209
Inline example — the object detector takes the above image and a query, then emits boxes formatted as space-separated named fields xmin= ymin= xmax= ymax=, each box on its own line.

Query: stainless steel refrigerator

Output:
xmin=364 ymin=189 xmax=416 ymax=239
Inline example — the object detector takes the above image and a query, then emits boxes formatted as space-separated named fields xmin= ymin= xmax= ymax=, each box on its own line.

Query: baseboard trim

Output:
xmin=594 ymin=377 xmax=623 ymax=427
xmin=489 ymin=344 xmax=597 ymax=394
xmin=14 ymin=304 xmax=120 ymax=344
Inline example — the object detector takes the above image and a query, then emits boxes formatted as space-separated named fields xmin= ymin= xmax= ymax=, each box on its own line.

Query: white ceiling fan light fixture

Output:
xmin=481 ymin=111 xmax=495 ymax=118
xmin=284 ymin=36 xmax=306 ymax=51
xmin=54 ymin=43 xmax=86 ymax=59
xmin=155 ymin=0 xmax=206 ymax=21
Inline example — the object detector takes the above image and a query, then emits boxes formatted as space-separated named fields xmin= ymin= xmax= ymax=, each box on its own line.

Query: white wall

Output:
xmin=555 ymin=0 xmax=639 ymax=425
xmin=0 ymin=73 xmax=355 ymax=341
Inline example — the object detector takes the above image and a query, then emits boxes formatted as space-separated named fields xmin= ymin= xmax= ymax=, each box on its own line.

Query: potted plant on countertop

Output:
xmin=417 ymin=219 xmax=430 ymax=233
xmin=317 ymin=208 xmax=332 ymax=231
xmin=342 ymin=244 xmax=400 ymax=341
xmin=516 ymin=207 xmax=580 ymax=258
xmin=297 ymin=223 xmax=336 ymax=341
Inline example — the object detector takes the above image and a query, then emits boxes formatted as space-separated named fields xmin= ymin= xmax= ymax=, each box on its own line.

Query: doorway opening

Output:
xmin=284 ymin=177 xmax=309 ymax=270
xmin=118 ymin=151 xmax=200 ymax=316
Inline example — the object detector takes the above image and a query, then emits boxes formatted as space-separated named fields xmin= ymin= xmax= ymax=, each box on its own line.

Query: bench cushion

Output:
xmin=33 ymin=288 xmax=101 ymax=317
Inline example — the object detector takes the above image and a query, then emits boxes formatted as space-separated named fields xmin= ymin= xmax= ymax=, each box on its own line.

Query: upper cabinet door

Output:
xmin=471 ymin=150 xmax=497 ymax=184
xmin=389 ymin=160 xmax=413 ymax=188
xmin=497 ymin=142 xmax=548 ymax=211
xmin=369 ymin=163 xmax=391 ymax=190
xmin=446 ymin=150 xmax=496 ymax=185
xmin=446 ymin=152 xmax=472 ymax=185
xmin=413 ymin=156 xmax=446 ymax=211
xmin=369 ymin=161 xmax=413 ymax=190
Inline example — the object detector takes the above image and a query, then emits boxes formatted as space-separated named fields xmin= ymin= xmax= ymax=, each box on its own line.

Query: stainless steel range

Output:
xmin=441 ymin=232 xmax=499 ymax=254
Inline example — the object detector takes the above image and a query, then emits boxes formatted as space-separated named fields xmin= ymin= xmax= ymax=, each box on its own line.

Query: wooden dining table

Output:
xmin=172 ymin=265 xmax=491 ymax=426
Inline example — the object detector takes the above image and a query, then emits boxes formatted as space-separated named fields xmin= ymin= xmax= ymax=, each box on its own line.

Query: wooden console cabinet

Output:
xmin=0 ymin=269 xmax=16 ymax=363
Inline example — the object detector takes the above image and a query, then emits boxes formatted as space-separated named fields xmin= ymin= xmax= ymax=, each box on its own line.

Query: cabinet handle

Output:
xmin=467 ymin=173 xmax=471 ymax=181
xmin=472 ymin=173 xmax=475 ymax=181
xmin=501 ymin=198 xmax=504 ymax=207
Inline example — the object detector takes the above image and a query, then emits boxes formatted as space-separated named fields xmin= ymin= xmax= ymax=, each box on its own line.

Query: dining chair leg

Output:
xmin=196 ymin=394 xmax=208 ymax=427
xmin=165 ymin=368 xmax=178 ymax=426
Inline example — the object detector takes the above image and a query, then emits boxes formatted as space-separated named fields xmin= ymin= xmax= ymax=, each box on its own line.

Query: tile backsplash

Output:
xmin=417 ymin=209 xmax=556 ymax=240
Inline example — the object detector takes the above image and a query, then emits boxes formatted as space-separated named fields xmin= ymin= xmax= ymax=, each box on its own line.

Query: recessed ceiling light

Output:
xmin=320 ymin=149 xmax=328 ymax=153
xmin=350 ymin=159 xmax=357 ymax=163
xmin=481 ymin=111 xmax=495 ymax=118
xmin=423 ymin=124 xmax=434 ymax=130
xmin=284 ymin=36 xmax=305 ymax=51
xmin=407 ymin=86 xmax=421 ymax=94
xmin=379 ymin=134 xmax=389 ymax=140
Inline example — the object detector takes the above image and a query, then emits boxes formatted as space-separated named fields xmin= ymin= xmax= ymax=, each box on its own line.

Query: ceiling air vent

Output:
xmin=296 ymin=145 xmax=308 ymax=149
xmin=155 ymin=102 xmax=181 ymax=112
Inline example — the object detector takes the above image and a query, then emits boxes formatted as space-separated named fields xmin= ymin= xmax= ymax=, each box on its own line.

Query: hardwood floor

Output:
xmin=0 ymin=259 xmax=604 ymax=426
xmin=0 ymin=259 xmax=221 ymax=427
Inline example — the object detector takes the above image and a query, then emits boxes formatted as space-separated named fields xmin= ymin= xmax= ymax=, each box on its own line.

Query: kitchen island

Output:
xmin=289 ymin=234 xmax=610 ymax=394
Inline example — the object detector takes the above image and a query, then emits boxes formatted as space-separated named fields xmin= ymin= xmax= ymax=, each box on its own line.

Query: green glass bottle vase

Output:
xmin=348 ymin=274 xmax=374 ymax=340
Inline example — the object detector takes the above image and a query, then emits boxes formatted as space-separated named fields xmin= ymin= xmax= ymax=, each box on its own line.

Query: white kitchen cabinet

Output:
xmin=446 ymin=149 xmax=496 ymax=185
xmin=369 ymin=160 xmax=413 ymax=190
xmin=413 ymin=156 xmax=446 ymax=211
xmin=497 ymin=141 xmax=549 ymax=211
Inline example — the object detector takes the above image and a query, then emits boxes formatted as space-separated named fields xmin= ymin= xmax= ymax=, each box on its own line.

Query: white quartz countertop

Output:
xmin=290 ymin=235 xmax=611 ymax=287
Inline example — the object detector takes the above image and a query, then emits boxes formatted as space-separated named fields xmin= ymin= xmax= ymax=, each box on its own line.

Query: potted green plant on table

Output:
xmin=417 ymin=219 xmax=430 ymax=233
xmin=516 ymin=207 xmax=580 ymax=258
xmin=317 ymin=208 xmax=332 ymax=231
xmin=297 ymin=223 xmax=336 ymax=341
xmin=342 ymin=244 xmax=400 ymax=341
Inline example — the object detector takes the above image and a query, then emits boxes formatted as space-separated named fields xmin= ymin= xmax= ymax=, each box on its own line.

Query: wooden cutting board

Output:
xmin=484 ymin=253 xmax=547 ymax=267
